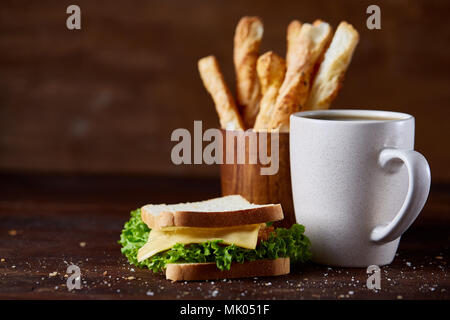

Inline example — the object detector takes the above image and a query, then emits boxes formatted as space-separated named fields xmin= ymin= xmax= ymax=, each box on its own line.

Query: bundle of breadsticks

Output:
xmin=198 ymin=17 xmax=359 ymax=132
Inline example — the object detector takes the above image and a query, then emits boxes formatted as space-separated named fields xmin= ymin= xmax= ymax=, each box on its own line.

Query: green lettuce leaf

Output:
xmin=118 ymin=209 xmax=311 ymax=273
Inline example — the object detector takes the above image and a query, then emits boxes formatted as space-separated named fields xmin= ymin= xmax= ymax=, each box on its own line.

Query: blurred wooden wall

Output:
xmin=1 ymin=0 xmax=449 ymax=182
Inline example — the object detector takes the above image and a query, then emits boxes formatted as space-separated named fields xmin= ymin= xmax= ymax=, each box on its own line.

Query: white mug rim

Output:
xmin=291 ymin=109 xmax=413 ymax=124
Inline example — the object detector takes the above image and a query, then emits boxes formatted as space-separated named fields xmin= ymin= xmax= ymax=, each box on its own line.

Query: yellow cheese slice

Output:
xmin=137 ymin=224 xmax=262 ymax=262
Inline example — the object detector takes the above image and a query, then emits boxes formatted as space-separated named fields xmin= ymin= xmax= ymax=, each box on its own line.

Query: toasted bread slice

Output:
xmin=166 ymin=257 xmax=290 ymax=281
xmin=141 ymin=195 xmax=283 ymax=230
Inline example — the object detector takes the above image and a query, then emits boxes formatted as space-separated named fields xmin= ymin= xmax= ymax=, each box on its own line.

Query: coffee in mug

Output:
xmin=290 ymin=109 xmax=431 ymax=267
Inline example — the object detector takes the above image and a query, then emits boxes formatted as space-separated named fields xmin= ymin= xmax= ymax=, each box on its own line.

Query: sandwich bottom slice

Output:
xmin=165 ymin=258 xmax=290 ymax=281
xmin=119 ymin=196 xmax=311 ymax=281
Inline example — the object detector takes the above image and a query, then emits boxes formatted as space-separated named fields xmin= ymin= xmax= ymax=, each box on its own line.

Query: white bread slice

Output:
xmin=141 ymin=195 xmax=283 ymax=230
xmin=166 ymin=257 xmax=290 ymax=281
xmin=304 ymin=21 xmax=359 ymax=110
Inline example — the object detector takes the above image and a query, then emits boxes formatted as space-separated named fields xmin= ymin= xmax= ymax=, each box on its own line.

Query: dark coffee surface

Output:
xmin=303 ymin=114 xmax=401 ymax=121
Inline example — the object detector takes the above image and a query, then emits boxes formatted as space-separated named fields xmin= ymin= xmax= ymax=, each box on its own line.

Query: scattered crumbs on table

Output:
xmin=79 ymin=242 xmax=86 ymax=248
xmin=211 ymin=289 xmax=219 ymax=297
xmin=103 ymin=271 xmax=108 ymax=276
xmin=0 ymin=258 xmax=5 ymax=262
xmin=49 ymin=271 xmax=58 ymax=277
xmin=435 ymin=256 xmax=443 ymax=260
xmin=8 ymin=230 xmax=17 ymax=236
xmin=397 ymin=295 xmax=403 ymax=299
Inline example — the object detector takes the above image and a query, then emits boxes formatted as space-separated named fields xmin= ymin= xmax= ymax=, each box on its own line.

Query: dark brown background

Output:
xmin=1 ymin=0 xmax=449 ymax=181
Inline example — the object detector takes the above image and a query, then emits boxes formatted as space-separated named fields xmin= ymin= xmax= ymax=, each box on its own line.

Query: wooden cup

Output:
xmin=219 ymin=129 xmax=295 ymax=228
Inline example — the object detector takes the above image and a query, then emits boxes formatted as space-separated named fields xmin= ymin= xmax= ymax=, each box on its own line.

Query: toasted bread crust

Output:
xmin=166 ymin=258 xmax=290 ymax=281
xmin=141 ymin=204 xmax=284 ymax=230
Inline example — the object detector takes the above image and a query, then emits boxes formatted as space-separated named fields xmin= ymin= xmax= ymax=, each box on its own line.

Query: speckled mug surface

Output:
xmin=290 ymin=110 xmax=431 ymax=267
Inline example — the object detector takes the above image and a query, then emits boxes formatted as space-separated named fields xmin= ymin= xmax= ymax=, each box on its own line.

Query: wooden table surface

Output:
xmin=0 ymin=174 xmax=449 ymax=300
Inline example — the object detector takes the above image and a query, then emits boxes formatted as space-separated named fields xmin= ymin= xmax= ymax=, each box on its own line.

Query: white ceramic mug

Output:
xmin=290 ymin=110 xmax=431 ymax=267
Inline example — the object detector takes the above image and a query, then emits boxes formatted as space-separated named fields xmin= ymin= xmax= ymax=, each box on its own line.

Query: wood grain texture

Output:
xmin=220 ymin=130 xmax=295 ymax=228
xmin=0 ymin=174 xmax=448 ymax=299
xmin=0 ymin=0 xmax=449 ymax=181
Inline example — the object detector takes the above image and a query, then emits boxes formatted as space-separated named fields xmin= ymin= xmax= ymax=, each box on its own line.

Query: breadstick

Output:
xmin=286 ymin=20 xmax=302 ymax=71
xmin=198 ymin=56 xmax=245 ymax=130
xmin=253 ymin=52 xmax=286 ymax=130
xmin=310 ymin=19 xmax=331 ymax=79
xmin=268 ymin=21 xmax=332 ymax=131
xmin=234 ymin=16 xmax=264 ymax=128
xmin=305 ymin=21 xmax=359 ymax=110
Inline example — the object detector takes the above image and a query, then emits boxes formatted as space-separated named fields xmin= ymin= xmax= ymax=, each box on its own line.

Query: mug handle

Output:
xmin=370 ymin=148 xmax=431 ymax=243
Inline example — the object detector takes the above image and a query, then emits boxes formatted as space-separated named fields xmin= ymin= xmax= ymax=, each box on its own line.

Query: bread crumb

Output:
xmin=79 ymin=242 xmax=86 ymax=247
xmin=103 ymin=271 xmax=108 ymax=276
xmin=8 ymin=230 xmax=17 ymax=236
xmin=126 ymin=276 xmax=135 ymax=280
xmin=397 ymin=295 xmax=403 ymax=299
xmin=0 ymin=258 xmax=5 ymax=262
xmin=435 ymin=256 xmax=443 ymax=260
xmin=49 ymin=272 xmax=58 ymax=277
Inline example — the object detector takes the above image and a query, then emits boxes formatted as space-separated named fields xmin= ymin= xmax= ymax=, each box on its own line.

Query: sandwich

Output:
xmin=119 ymin=195 xmax=311 ymax=281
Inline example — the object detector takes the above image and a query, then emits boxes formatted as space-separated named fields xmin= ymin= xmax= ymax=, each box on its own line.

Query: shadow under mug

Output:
xmin=219 ymin=129 xmax=296 ymax=228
